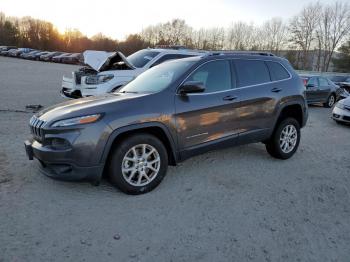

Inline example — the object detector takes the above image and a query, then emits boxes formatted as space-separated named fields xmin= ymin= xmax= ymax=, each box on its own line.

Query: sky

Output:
xmin=0 ymin=0 xmax=345 ymax=40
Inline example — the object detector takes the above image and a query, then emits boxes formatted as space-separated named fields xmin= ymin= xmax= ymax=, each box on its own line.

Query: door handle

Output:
xmin=271 ymin=87 xmax=282 ymax=93
xmin=223 ymin=95 xmax=238 ymax=101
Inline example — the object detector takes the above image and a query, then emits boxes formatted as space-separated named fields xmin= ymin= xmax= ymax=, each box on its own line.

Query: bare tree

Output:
xmin=225 ymin=22 xmax=255 ymax=50
xmin=289 ymin=2 xmax=321 ymax=69
xmin=316 ymin=1 xmax=350 ymax=71
xmin=260 ymin=17 xmax=288 ymax=53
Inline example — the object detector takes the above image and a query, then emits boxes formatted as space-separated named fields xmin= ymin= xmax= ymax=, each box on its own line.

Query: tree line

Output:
xmin=1 ymin=1 xmax=350 ymax=72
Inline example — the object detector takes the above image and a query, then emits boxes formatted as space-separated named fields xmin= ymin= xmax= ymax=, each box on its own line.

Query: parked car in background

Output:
xmin=61 ymin=47 xmax=205 ymax=98
xmin=0 ymin=46 xmax=17 ymax=55
xmin=25 ymin=52 xmax=308 ymax=194
xmin=40 ymin=51 xmax=64 ymax=62
xmin=332 ymin=97 xmax=350 ymax=124
xmin=60 ymin=53 xmax=81 ymax=64
xmin=300 ymin=75 xmax=341 ymax=107
xmin=8 ymin=48 xmax=33 ymax=57
xmin=30 ymin=51 xmax=51 ymax=60
xmin=52 ymin=53 xmax=71 ymax=63
xmin=329 ymin=75 xmax=350 ymax=92
xmin=20 ymin=50 xmax=40 ymax=59
xmin=1 ymin=48 xmax=17 ymax=56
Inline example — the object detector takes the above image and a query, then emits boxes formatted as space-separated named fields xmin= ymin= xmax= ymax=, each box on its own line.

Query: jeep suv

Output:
xmin=61 ymin=47 xmax=205 ymax=98
xmin=25 ymin=52 xmax=308 ymax=194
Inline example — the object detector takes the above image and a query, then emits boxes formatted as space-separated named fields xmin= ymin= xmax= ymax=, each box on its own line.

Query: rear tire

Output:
xmin=323 ymin=94 xmax=335 ymax=108
xmin=266 ymin=118 xmax=300 ymax=160
xmin=108 ymin=133 xmax=168 ymax=195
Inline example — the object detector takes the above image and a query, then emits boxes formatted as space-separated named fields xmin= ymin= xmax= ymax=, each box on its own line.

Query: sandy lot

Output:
xmin=0 ymin=56 xmax=350 ymax=262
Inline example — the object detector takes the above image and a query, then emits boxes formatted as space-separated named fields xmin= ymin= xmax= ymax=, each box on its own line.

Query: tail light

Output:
xmin=302 ymin=79 xmax=307 ymax=86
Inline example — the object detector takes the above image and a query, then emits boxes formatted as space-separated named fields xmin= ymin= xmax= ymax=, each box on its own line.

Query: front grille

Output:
xmin=29 ymin=115 xmax=46 ymax=141
xmin=343 ymin=116 xmax=350 ymax=121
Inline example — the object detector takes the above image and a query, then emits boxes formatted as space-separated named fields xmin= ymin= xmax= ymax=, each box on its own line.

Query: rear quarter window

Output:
xmin=266 ymin=61 xmax=290 ymax=81
xmin=234 ymin=59 xmax=270 ymax=87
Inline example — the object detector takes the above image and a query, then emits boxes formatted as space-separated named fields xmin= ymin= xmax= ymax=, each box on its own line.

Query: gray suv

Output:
xmin=25 ymin=52 xmax=308 ymax=194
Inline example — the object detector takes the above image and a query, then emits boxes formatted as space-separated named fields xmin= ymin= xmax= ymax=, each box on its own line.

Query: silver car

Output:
xmin=332 ymin=96 xmax=350 ymax=124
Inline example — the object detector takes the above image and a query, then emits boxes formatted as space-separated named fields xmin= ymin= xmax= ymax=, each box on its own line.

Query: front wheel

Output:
xmin=324 ymin=94 xmax=335 ymax=108
xmin=108 ymin=134 xmax=168 ymax=195
xmin=266 ymin=118 xmax=301 ymax=160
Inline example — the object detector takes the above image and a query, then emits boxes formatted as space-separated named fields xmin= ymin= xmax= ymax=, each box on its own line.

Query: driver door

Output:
xmin=174 ymin=60 xmax=241 ymax=152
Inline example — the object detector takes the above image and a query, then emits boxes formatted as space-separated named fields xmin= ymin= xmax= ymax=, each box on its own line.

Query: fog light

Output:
xmin=50 ymin=138 xmax=70 ymax=150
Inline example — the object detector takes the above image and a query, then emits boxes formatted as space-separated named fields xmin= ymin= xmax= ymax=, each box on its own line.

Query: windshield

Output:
xmin=127 ymin=50 xmax=160 ymax=68
xmin=118 ymin=60 xmax=195 ymax=94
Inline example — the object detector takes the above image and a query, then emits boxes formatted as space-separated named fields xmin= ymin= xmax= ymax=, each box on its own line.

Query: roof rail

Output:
xmin=154 ymin=45 xmax=188 ymax=50
xmin=208 ymin=51 xmax=275 ymax=57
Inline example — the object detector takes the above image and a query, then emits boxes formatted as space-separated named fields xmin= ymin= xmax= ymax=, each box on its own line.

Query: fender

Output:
xmin=272 ymin=96 xmax=308 ymax=132
xmin=100 ymin=121 xmax=178 ymax=165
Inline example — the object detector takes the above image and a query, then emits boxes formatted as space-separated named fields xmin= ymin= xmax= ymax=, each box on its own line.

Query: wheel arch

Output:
xmin=100 ymin=122 xmax=178 ymax=167
xmin=274 ymin=102 xmax=306 ymax=130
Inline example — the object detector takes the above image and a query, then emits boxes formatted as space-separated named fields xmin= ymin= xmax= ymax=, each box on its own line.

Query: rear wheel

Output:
xmin=108 ymin=134 xmax=168 ymax=194
xmin=324 ymin=94 xmax=335 ymax=108
xmin=266 ymin=118 xmax=300 ymax=159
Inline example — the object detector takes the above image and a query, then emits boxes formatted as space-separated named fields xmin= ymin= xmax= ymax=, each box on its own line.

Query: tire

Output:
xmin=108 ymin=133 xmax=168 ymax=195
xmin=266 ymin=118 xmax=301 ymax=160
xmin=323 ymin=94 xmax=336 ymax=108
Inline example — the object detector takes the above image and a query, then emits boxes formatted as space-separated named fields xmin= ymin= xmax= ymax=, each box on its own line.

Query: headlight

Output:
xmin=85 ymin=74 xmax=114 ymax=85
xmin=51 ymin=114 xmax=102 ymax=127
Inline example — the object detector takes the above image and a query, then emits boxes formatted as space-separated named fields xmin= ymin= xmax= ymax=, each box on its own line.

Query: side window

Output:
xmin=266 ymin=61 xmax=290 ymax=81
xmin=151 ymin=54 xmax=194 ymax=67
xmin=187 ymin=60 xmax=232 ymax=93
xmin=234 ymin=60 xmax=270 ymax=87
xmin=319 ymin=77 xmax=329 ymax=87
xmin=307 ymin=77 xmax=318 ymax=87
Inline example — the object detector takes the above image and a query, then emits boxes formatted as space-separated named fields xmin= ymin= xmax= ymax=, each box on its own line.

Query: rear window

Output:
xmin=127 ymin=50 xmax=160 ymax=68
xmin=235 ymin=60 xmax=270 ymax=87
xmin=266 ymin=61 xmax=290 ymax=81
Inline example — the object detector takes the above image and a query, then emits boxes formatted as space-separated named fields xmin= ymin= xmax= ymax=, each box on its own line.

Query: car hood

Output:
xmin=37 ymin=93 xmax=144 ymax=122
xmin=83 ymin=50 xmax=135 ymax=72
xmin=339 ymin=96 xmax=350 ymax=105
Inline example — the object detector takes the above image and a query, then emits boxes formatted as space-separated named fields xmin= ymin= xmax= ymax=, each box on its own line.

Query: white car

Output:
xmin=61 ymin=48 xmax=205 ymax=98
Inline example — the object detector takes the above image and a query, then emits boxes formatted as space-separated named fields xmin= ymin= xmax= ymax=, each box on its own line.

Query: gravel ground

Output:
xmin=0 ymin=56 xmax=350 ymax=262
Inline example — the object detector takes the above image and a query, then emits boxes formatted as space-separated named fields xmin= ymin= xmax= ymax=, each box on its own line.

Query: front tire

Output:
xmin=108 ymin=133 xmax=168 ymax=195
xmin=324 ymin=94 xmax=335 ymax=108
xmin=266 ymin=118 xmax=300 ymax=160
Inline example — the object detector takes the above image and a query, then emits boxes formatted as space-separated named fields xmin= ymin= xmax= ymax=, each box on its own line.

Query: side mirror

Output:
xmin=306 ymin=83 xmax=315 ymax=88
xmin=178 ymin=81 xmax=205 ymax=95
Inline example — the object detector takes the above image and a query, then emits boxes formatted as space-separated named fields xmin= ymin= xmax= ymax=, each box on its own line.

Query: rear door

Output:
xmin=318 ymin=77 xmax=332 ymax=102
xmin=175 ymin=60 xmax=241 ymax=150
xmin=305 ymin=77 xmax=319 ymax=102
xmin=233 ymin=59 xmax=289 ymax=141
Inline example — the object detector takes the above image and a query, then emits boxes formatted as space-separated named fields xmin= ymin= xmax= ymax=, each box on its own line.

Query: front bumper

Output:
xmin=332 ymin=106 xmax=350 ymax=123
xmin=24 ymin=139 xmax=104 ymax=182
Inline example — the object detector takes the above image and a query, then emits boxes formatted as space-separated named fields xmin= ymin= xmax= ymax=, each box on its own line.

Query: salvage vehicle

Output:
xmin=8 ymin=48 xmax=33 ymax=57
xmin=52 ymin=53 xmax=71 ymax=63
xmin=0 ymin=46 xmax=17 ymax=55
xmin=40 ymin=51 xmax=64 ymax=62
xmin=61 ymin=48 xmax=205 ymax=98
xmin=1 ymin=48 xmax=17 ymax=56
xmin=301 ymin=75 xmax=341 ymax=107
xmin=332 ymin=97 xmax=350 ymax=124
xmin=329 ymin=75 xmax=350 ymax=93
xmin=25 ymin=52 xmax=308 ymax=194
xmin=20 ymin=50 xmax=40 ymax=59
xmin=60 ymin=53 xmax=81 ymax=64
